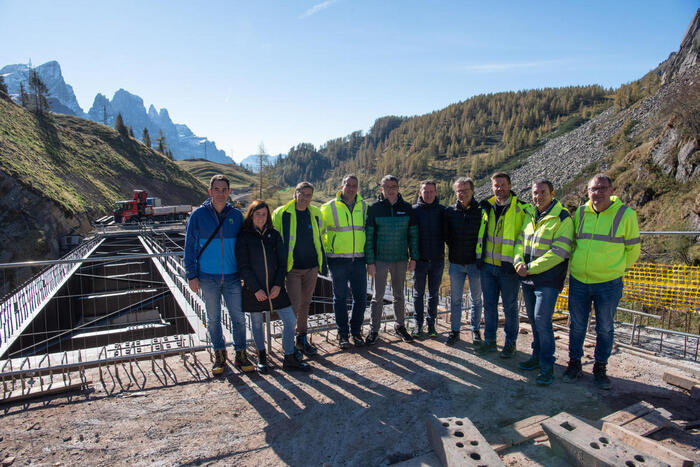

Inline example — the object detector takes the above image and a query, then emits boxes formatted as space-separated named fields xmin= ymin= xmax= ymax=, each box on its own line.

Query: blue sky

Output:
xmin=1 ymin=1 xmax=697 ymax=161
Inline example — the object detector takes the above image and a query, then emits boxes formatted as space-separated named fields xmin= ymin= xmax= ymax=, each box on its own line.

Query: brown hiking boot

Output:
xmin=234 ymin=349 xmax=255 ymax=373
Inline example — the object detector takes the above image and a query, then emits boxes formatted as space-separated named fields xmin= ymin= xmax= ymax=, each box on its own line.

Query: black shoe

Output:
xmin=338 ymin=334 xmax=352 ymax=350
xmin=562 ymin=359 xmax=582 ymax=383
xmin=471 ymin=330 xmax=482 ymax=344
xmin=296 ymin=333 xmax=318 ymax=357
xmin=234 ymin=349 xmax=255 ymax=373
xmin=351 ymin=334 xmax=365 ymax=347
xmin=593 ymin=361 xmax=612 ymax=390
xmin=212 ymin=349 xmax=227 ymax=375
xmin=475 ymin=340 xmax=497 ymax=355
xmin=445 ymin=331 xmax=460 ymax=345
xmin=411 ymin=326 xmax=423 ymax=338
xmin=283 ymin=352 xmax=311 ymax=372
xmin=427 ymin=323 xmax=437 ymax=338
xmin=518 ymin=355 xmax=540 ymax=371
xmin=536 ymin=367 xmax=554 ymax=386
xmin=365 ymin=331 xmax=379 ymax=345
xmin=395 ymin=325 xmax=413 ymax=342
xmin=500 ymin=342 xmax=516 ymax=359
xmin=256 ymin=349 xmax=269 ymax=374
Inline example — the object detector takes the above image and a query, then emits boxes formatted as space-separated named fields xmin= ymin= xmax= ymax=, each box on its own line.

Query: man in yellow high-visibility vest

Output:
xmin=476 ymin=172 xmax=529 ymax=358
xmin=321 ymin=174 xmax=368 ymax=350
xmin=514 ymin=179 xmax=573 ymax=386
xmin=563 ymin=174 xmax=640 ymax=390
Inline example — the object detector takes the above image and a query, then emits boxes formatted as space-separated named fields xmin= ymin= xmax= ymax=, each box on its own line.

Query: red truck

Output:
xmin=113 ymin=190 xmax=192 ymax=223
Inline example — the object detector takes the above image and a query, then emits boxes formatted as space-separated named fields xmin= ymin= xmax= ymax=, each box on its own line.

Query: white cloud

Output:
xmin=299 ymin=0 xmax=338 ymax=19
xmin=460 ymin=59 xmax=571 ymax=73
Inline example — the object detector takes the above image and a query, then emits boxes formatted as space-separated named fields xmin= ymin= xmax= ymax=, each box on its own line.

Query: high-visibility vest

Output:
xmin=514 ymin=200 xmax=574 ymax=275
xmin=320 ymin=193 xmax=367 ymax=259
xmin=272 ymin=200 xmax=325 ymax=272
xmin=480 ymin=193 xmax=529 ymax=266
xmin=570 ymin=196 xmax=641 ymax=284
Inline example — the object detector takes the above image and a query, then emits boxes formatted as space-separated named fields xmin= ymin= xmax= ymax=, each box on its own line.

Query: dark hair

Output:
xmin=532 ymin=179 xmax=554 ymax=193
xmin=243 ymin=199 xmax=272 ymax=230
xmin=380 ymin=174 xmax=399 ymax=185
xmin=491 ymin=172 xmax=511 ymax=184
xmin=209 ymin=174 xmax=230 ymax=189
xmin=420 ymin=179 xmax=436 ymax=189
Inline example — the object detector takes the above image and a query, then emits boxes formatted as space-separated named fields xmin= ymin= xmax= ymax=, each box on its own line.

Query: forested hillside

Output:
xmin=274 ymin=86 xmax=610 ymax=201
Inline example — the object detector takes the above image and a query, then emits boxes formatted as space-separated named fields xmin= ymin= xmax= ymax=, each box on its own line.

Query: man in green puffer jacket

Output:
xmin=364 ymin=175 xmax=419 ymax=344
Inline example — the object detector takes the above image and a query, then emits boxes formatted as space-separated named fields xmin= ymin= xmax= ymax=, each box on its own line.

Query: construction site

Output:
xmin=0 ymin=223 xmax=699 ymax=466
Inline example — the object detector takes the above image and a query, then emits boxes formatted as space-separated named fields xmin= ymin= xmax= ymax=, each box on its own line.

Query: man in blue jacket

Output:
xmin=185 ymin=174 xmax=248 ymax=375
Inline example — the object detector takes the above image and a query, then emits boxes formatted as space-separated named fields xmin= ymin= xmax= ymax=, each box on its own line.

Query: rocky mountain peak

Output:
xmin=661 ymin=8 xmax=700 ymax=83
xmin=0 ymin=60 xmax=84 ymax=116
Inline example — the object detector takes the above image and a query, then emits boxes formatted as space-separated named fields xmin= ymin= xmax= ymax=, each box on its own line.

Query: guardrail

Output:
xmin=0 ymin=238 xmax=104 ymax=357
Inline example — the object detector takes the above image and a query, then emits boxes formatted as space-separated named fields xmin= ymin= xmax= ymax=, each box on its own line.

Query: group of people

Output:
xmin=184 ymin=170 xmax=640 ymax=389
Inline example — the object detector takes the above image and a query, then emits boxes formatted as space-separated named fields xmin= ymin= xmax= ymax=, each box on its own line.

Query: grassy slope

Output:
xmin=175 ymin=159 xmax=255 ymax=190
xmin=0 ymin=99 xmax=207 ymax=216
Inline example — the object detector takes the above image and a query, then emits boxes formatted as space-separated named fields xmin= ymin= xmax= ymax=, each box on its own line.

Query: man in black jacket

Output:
xmin=443 ymin=177 xmax=486 ymax=345
xmin=411 ymin=180 xmax=445 ymax=338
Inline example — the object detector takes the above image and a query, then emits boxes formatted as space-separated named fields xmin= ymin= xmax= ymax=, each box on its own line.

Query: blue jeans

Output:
xmin=449 ymin=263 xmax=482 ymax=332
xmin=249 ymin=306 xmax=297 ymax=355
xmin=568 ymin=276 xmax=623 ymax=364
xmin=329 ymin=258 xmax=367 ymax=337
xmin=481 ymin=263 xmax=521 ymax=344
xmin=522 ymin=283 xmax=560 ymax=369
xmin=413 ymin=260 xmax=444 ymax=329
xmin=199 ymin=277 xmax=245 ymax=351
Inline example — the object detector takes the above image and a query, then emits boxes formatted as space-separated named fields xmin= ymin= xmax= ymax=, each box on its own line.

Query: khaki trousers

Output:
xmin=286 ymin=266 xmax=318 ymax=334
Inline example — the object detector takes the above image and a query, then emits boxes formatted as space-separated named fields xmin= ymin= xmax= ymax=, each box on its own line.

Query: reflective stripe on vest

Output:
xmin=578 ymin=204 xmax=631 ymax=244
xmin=326 ymin=198 xmax=366 ymax=258
xmin=484 ymin=250 xmax=515 ymax=263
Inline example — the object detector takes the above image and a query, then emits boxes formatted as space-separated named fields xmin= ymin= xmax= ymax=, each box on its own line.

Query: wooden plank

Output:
xmin=601 ymin=401 xmax=655 ymax=426
xmin=541 ymin=412 xmax=668 ymax=467
xmin=426 ymin=415 xmax=504 ymax=466
xmin=602 ymin=422 xmax=694 ymax=467
xmin=1 ymin=380 xmax=91 ymax=403
xmin=663 ymin=371 xmax=700 ymax=391
xmin=491 ymin=415 xmax=551 ymax=453
xmin=623 ymin=408 xmax=673 ymax=437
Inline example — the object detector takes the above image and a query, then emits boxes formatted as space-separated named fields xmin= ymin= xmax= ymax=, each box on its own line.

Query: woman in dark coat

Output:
xmin=235 ymin=200 xmax=310 ymax=373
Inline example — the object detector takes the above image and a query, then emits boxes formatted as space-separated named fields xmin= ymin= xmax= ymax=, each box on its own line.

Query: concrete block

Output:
xmin=602 ymin=422 xmax=694 ymax=467
xmin=426 ymin=414 xmax=504 ymax=467
xmin=541 ymin=412 xmax=669 ymax=467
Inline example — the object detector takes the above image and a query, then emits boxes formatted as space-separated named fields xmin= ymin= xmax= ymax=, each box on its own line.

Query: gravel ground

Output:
xmin=1 ymin=319 xmax=699 ymax=466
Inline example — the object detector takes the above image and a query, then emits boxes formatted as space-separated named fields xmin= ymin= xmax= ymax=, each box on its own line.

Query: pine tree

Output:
xmin=155 ymin=129 xmax=168 ymax=154
xmin=142 ymin=128 xmax=151 ymax=148
xmin=115 ymin=114 xmax=128 ymax=136
xmin=19 ymin=82 xmax=28 ymax=107
xmin=28 ymin=69 xmax=49 ymax=114
xmin=128 ymin=126 xmax=134 ymax=138
xmin=0 ymin=75 xmax=9 ymax=100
